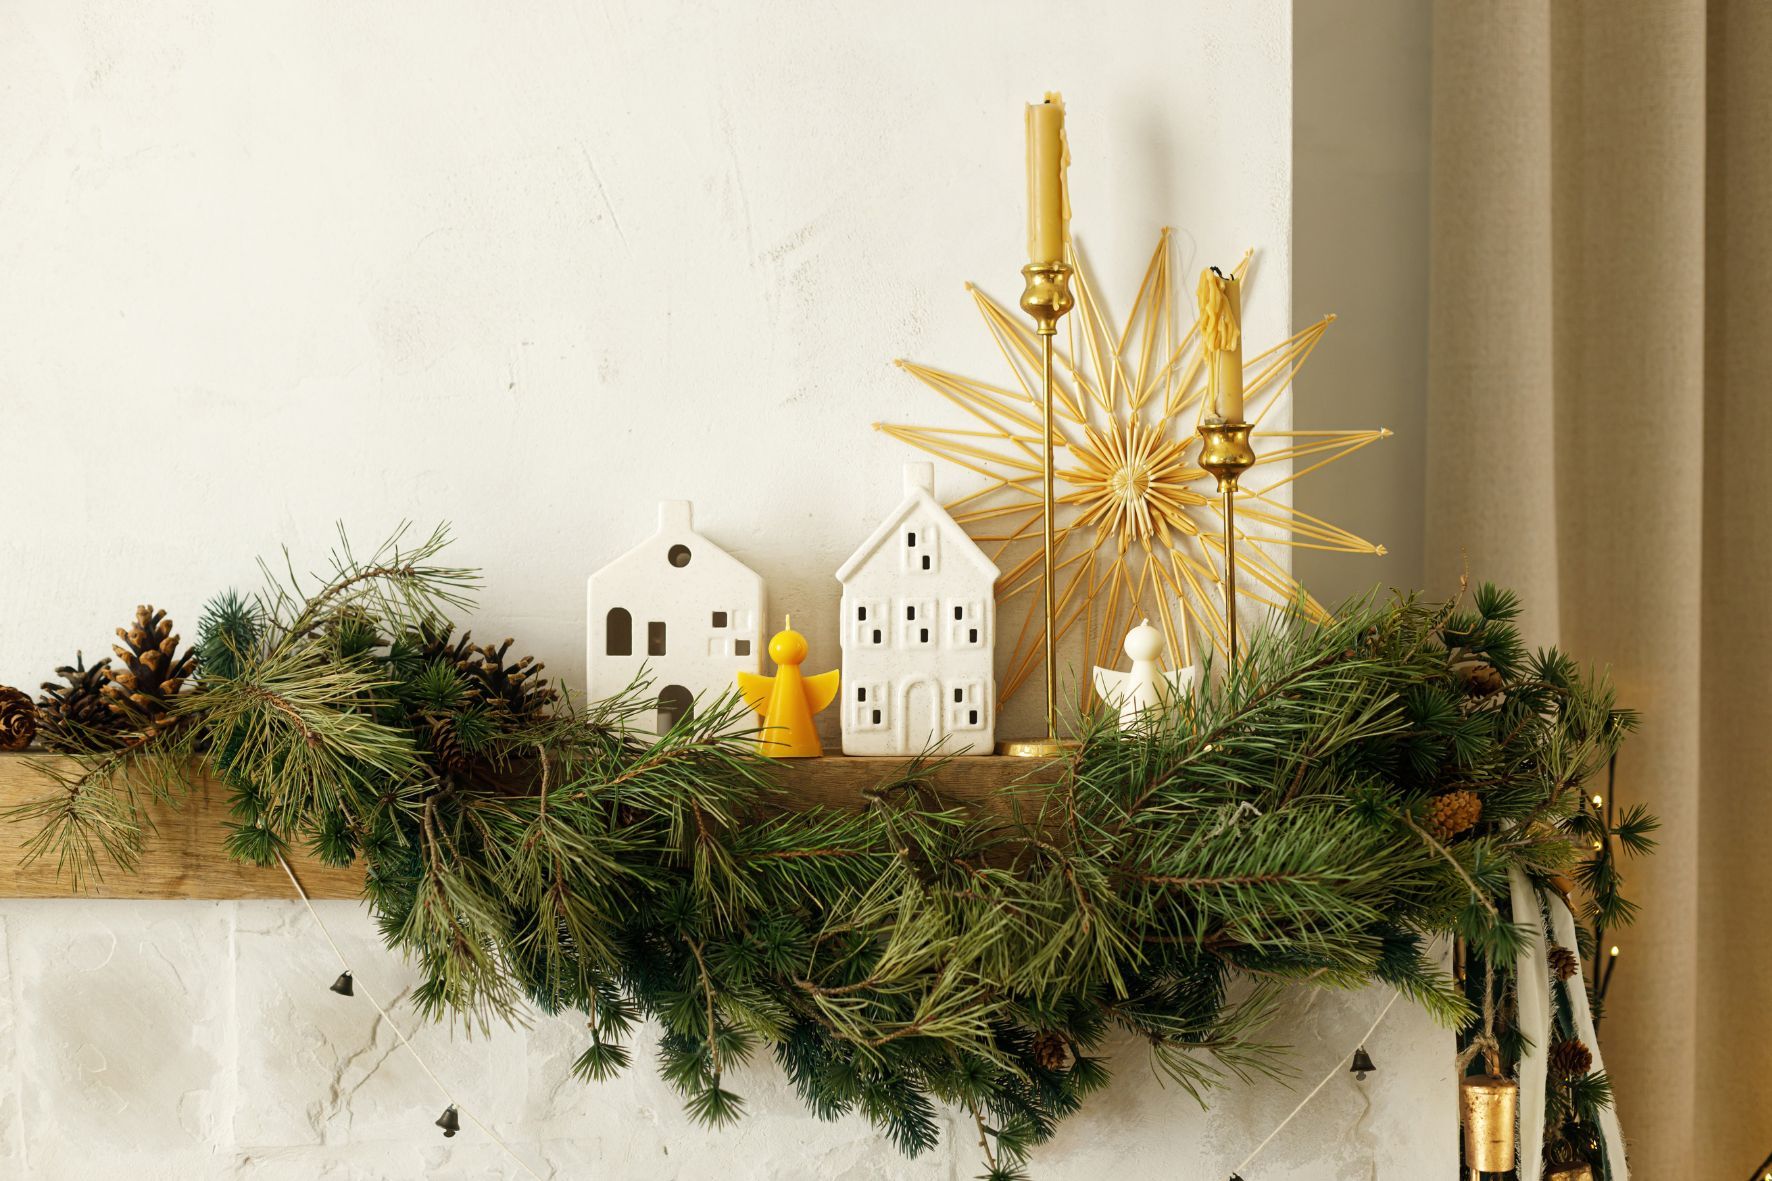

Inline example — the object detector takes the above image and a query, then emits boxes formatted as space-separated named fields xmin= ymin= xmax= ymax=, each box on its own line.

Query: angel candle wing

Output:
xmin=1092 ymin=619 xmax=1196 ymax=732
xmin=737 ymin=618 xmax=840 ymax=757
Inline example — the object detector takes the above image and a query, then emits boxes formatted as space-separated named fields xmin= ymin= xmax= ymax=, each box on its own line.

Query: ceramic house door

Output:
xmin=899 ymin=678 xmax=939 ymax=753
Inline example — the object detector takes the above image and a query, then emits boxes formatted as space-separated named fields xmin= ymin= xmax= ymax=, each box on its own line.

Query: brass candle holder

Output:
xmin=1196 ymin=417 xmax=1256 ymax=665
xmin=1000 ymin=260 xmax=1079 ymax=759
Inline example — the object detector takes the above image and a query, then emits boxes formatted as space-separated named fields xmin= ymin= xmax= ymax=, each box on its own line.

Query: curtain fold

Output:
xmin=1428 ymin=1 xmax=1771 ymax=1175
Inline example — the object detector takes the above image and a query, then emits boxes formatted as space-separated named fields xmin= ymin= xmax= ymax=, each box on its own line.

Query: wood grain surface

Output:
xmin=0 ymin=752 xmax=1060 ymax=899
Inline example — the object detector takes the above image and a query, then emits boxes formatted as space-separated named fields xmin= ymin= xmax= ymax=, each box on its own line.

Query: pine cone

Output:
xmin=412 ymin=626 xmax=554 ymax=723
xmin=1549 ymin=1037 xmax=1593 ymax=1079
xmin=1031 ymin=1031 xmax=1070 ymax=1072
xmin=1548 ymin=945 xmax=1580 ymax=982
xmin=37 ymin=653 xmax=128 ymax=752
xmin=417 ymin=622 xmax=477 ymax=672
xmin=462 ymin=637 xmax=557 ymax=724
xmin=102 ymin=605 xmax=196 ymax=737
xmin=0 ymin=686 xmax=37 ymax=751
xmin=1425 ymin=789 xmax=1483 ymax=842
xmin=424 ymin=715 xmax=472 ymax=780
xmin=1461 ymin=662 xmax=1505 ymax=697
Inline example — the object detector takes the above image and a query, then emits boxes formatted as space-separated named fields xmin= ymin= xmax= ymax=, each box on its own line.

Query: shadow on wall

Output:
xmin=1291 ymin=0 xmax=1432 ymax=605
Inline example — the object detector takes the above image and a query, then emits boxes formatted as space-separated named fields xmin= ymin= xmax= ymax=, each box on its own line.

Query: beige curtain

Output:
xmin=1428 ymin=1 xmax=1771 ymax=1175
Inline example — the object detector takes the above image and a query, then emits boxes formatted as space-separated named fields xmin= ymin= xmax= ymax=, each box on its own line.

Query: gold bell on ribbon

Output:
xmin=1458 ymin=1073 xmax=1517 ymax=1173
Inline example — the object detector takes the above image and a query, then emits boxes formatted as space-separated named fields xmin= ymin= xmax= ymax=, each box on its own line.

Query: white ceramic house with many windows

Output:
xmin=587 ymin=500 xmax=764 ymax=733
xmin=835 ymin=463 xmax=998 ymax=755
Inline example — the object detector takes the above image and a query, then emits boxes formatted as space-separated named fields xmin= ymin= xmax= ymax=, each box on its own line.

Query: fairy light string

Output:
xmin=274 ymin=852 xmax=547 ymax=1181
xmin=1226 ymin=989 xmax=1402 ymax=1179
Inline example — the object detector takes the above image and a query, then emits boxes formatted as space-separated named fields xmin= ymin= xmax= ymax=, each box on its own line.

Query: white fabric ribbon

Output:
xmin=1547 ymin=893 xmax=1631 ymax=1179
xmin=1510 ymin=866 xmax=1551 ymax=1181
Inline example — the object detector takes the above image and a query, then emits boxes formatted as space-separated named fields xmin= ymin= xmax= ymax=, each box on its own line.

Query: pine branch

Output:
xmin=5 ymin=532 xmax=1657 ymax=1177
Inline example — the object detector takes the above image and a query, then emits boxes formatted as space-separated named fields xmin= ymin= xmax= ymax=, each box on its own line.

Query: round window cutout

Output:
xmin=667 ymin=544 xmax=692 ymax=568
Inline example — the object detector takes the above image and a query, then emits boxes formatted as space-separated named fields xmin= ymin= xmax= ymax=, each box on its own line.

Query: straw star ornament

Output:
xmin=880 ymin=229 xmax=1388 ymax=710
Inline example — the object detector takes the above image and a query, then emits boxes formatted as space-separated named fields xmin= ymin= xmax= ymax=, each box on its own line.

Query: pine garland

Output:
xmin=2 ymin=526 xmax=1654 ymax=1179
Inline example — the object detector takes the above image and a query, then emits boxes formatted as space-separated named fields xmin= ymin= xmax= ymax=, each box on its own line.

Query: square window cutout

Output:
xmin=712 ymin=611 xmax=728 ymax=628
xmin=734 ymin=639 xmax=751 ymax=656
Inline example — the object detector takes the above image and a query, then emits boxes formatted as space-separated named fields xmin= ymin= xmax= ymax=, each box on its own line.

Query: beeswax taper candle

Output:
xmin=1025 ymin=93 xmax=1069 ymax=266
xmin=1198 ymin=266 xmax=1244 ymax=420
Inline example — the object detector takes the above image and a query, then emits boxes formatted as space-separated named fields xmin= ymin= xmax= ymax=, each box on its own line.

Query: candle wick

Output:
xmin=1210 ymin=265 xmax=1228 ymax=280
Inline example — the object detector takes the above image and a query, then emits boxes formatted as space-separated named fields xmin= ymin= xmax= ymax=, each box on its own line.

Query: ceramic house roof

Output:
xmin=593 ymin=501 xmax=762 ymax=587
xmin=835 ymin=464 xmax=999 ymax=584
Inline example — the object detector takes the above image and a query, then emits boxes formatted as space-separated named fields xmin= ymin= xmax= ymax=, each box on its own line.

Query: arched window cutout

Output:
xmin=606 ymin=608 xmax=632 ymax=656
xmin=657 ymin=684 xmax=694 ymax=732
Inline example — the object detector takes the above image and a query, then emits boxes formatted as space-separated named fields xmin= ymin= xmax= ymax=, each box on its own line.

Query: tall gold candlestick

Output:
xmin=1000 ymin=260 xmax=1077 ymax=758
xmin=1197 ymin=419 xmax=1255 ymax=665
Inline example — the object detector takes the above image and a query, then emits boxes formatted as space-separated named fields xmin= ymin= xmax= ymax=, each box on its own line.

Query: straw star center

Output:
xmin=1068 ymin=422 xmax=1204 ymax=551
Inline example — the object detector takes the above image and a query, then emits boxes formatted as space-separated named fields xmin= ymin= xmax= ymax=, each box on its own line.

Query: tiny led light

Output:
xmin=1591 ymin=794 xmax=1603 ymax=807
xmin=1591 ymin=840 xmax=1603 ymax=850
xmin=1609 ymin=945 xmax=1620 ymax=957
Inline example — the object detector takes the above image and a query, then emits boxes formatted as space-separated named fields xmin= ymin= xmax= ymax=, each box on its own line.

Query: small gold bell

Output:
xmin=435 ymin=1104 xmax=461 ymax=1137
xmin=1458 ymin=1072 xmax=1517 ymax=1173
xmin=1545 ymin=1161 xmax=1595 ymax=1181
xmin=1349 ymin=1046 xmax=1377 ymax=1080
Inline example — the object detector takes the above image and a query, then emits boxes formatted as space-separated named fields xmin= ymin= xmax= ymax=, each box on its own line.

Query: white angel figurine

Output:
xmin=1092 ymin=619 xmax=1197 ymax=731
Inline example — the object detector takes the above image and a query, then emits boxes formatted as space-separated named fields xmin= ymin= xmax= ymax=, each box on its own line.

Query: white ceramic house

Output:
xmin=587 ymin=500 xmax=765 ymax=733
xmin=834 ymin=463 xmax=999 ymax=755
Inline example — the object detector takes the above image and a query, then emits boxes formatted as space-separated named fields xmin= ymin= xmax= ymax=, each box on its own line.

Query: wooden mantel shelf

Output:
xmin=0 ymin=752 xmax=1055 ymax=901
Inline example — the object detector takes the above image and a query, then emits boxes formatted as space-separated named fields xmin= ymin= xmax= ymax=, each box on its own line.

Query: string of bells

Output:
xmin=1224 ymin=1047 xmax=1379 ymax=1180
xmin=327 ymin=967 xmax=460 ymax=1139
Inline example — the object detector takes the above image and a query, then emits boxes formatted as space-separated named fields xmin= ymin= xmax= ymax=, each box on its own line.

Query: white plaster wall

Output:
xmin=0 ymin=2 xmax=1453 ymax=1176
xmin=0 ymin=902 xmax=1450 ymax=1180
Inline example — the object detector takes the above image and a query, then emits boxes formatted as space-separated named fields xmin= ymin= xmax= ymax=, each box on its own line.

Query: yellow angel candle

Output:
xmin=1025 ymin=92 xmax=1069 ymax=266
xmin=1197 ymin=266 xmax=1244 ymax=421
xmin=738 ymin=618 xmax=839 ymax=757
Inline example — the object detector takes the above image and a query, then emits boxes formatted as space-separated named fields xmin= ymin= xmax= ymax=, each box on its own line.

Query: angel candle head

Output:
xmin=1198 ymin=265 xmax=1244 ymax=421
xmin=1025 ymin=92 xmax=1069 ymax=266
